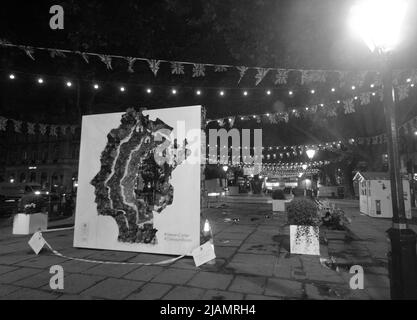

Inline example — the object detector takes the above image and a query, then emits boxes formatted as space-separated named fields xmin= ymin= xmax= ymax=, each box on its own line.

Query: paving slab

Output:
xmin=46 ymin=273 xmax=106 ymax=294
xmin=202 ymin=289 xmax=244 ymax=300
xmin=151 ymin=268 xmax=197 ymax=285
xmin=81 ymin=278 xmax=144 ymax=300
xmin=226 ymin=253 xmax=277 ymax=276
xmin=0 ymin=267 xmax=43 ymax=284
xmin=264 ymin=278 xmax=304 ymax=298
xmin=124 ymin=265 xmax=165 ymax=282
xmin=127 ymin=283 xmax=172 ymax=300
xmin=188 ymin=272 xmax=233 ymax=290
xmin=84 ymin=263 xmax=139 ymax=278
xmin=162 ymin=286 xmax=206 ymax=300
xmin=228 ymin=275 xmax=267 ymax=295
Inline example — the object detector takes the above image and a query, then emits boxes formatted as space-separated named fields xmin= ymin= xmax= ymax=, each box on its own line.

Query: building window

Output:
xmin=19 ymin=173 xmax=26 ymax=183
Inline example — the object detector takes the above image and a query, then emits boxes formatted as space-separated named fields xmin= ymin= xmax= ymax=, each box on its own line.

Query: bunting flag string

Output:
xmin=207 ymin=81 xmax=415 ymax=126
xmin=9 ymin=40 xmax=417 ymax=87
xmin=0 ymin=115 xmax=79 ymax=136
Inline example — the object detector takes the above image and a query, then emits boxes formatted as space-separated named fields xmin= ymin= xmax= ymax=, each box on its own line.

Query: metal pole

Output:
xmin=381 ymin=53 xmax=417 ymax=299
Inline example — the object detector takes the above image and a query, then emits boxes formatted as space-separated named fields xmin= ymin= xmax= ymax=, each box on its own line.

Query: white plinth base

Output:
xmin=13 ymin=213 xmax=48 ymax=235
xmin=290 ymin=225 xmax=320 ymax=256
xmin=272 ymin=200 xmax=286 ymax=212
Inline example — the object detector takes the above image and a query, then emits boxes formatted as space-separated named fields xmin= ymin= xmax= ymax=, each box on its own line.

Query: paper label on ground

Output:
xmin=28 ymin=231 xmax=46 ymax=255
xmin=192 ymin=241 xmax=216 ymax=267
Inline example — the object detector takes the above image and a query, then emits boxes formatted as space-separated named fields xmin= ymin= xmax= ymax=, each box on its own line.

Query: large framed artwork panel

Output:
xmin=74 ymin=105 xmax=201 ymax=256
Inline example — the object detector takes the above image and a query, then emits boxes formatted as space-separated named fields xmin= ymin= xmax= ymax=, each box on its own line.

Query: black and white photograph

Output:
xmin=0 ymin=0 xmax=417 ymax=306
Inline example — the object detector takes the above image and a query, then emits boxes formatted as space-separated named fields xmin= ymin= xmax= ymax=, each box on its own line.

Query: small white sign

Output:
xmin=28 ymin=231 xmax=46 ymax=255
xmin=192 ymin=241 xmax=216 ymax=267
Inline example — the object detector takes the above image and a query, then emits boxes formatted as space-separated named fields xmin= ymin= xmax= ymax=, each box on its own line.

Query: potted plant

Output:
xmin=13 ymin=194 xmax=48 ymax=235
xmin=286 ymin=198 xmax=321 ymax=255
xmin=271 ymin=189 xmax=286 ymax=212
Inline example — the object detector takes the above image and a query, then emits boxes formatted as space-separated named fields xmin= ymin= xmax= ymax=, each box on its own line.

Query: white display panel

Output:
xmin=74 ymin=106 xmax=201 ymax=255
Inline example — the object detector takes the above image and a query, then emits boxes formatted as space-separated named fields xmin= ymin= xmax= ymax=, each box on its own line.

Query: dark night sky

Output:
xmin=1 ymin=0 xmax=417 ymax=147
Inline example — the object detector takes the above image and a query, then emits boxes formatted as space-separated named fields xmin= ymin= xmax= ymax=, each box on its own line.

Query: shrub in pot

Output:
xmin=13 ymin=194 xmax=48 ymax=235
xmin=286 ymin=198 xmax=321 ymax=255
xmin=271 ymin=189 xmax=286 ymax=212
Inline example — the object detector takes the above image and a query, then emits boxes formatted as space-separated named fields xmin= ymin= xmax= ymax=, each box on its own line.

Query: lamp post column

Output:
xmin=381 ymin=54 xmax=417 ymax=299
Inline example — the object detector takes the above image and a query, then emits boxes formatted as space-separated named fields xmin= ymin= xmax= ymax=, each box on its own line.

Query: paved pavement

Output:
xmin=0 ymin=196 xmax=413 ymax=300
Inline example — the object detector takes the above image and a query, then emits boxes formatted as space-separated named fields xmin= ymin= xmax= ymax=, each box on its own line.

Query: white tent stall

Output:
xmin=353 ymin=172 xmax=412 ymax=219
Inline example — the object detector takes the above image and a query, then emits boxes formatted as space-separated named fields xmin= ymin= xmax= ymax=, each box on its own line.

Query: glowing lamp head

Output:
xmin=37 ymin=78 xmax=44 ymax=84
xmin=93 ymin=84 xmax=99 ymax=89
xmin=306 ymin=149 xmax=316 ymax=160
xmin=222 ymin=165 xmax=229 ymax=172
xmin=302 ymin=164 xmax=308 ymax=170
xmin=66 ymin=81 xmax=72 ymax=87
xmin=349 ymin=0 xmax=407 ymax=53
xmin=203 ymin=219 xmax=211 ymax=233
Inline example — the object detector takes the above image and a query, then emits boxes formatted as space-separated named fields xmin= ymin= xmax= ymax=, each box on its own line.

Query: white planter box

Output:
xmin=13 ymin=213 xmax=48 ymax=235
xmin=272 ymin=200 xmax=286 ymax=212
xmin=290 ymin=225 xmax=320 ymax=256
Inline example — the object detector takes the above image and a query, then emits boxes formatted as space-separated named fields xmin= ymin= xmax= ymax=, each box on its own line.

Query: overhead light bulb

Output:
xmin=146 ymin=88 xmax=152 ymax=94
xmin=266 ymin=90 xmax=271 ymax=95
xmin=9 ymin=74 xmax=15 ymax=80
xmin=219 ymin=90 xmax=225 ymax=96
xmin=37 ymin=78 xmax=44 ymax=84
xmin=243 ymin=91 xmax=248 ymax=96
xmin=120 ymin=86 xmax=125 ymax=92
xmin=310 ymin=89 xmax=315 ymax=94
xmin=171 ymin=89 xmax=177 ymax=95
xmin=66 ymin=81 xmax=72 ymax=87
xmin=93 ymin=84 xmax=99 ymax=89
xmin=196 ymin=90 xmax=201 ymax=95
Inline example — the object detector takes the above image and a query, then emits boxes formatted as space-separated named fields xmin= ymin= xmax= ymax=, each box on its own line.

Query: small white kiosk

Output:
xmin=353 ymin=172 xmax=412 ymax=219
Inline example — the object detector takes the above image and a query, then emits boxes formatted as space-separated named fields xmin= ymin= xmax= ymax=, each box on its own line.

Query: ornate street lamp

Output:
xmin=350 ymin=0 xmax=417 ymax=299
xmin=306 ymin=149 xmax=316 ymax=195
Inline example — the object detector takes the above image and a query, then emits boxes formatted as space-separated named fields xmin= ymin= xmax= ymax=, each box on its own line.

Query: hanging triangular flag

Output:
xmin=236 ymin=66 xmax=248 ymax=84
xmin=50 ymin=125 xmax=58 ymax=137
xmin=13 ymin=120 xmax=22 ymax=133
xmin=171 ymin=62 xmax=185 ymax=75
xmin=359 ymin=92 xmax=371 ymax=105
xmin=275 ymin=69 xmax=289 ymax=85
xmin=20 ymin=46 xmax=35 ymax=60
xmin=27 ymin=122 xmax=36 ymax=135
xmin=398 ymin=85 xmax=409 ymax=101
xmin=0 ymin=116 xmax=8 ymax=131
xmin=76 ymin=51 xmax=90 ymax=64
xmin=98 ymin=55 xmax=112 ymax=70
xmin=255 ymin=68 xmax=271 ymax=86
xmin=126 ymin=57 xmax=137 ymax=73
xmin=147 ymin=59 xmax=161 ymax=76
xmin=214 ymin=65 xmax=228 ymax=72
xmin=343 ymin=99 xmax=355 ymax=114
xmin=70 ymin=125 xmax=78 ymax=135
xmin=49 ymin=49 xmax=66 ymax=58
xmin=39 ymin=124 xmax=47 ymax=135
xmin=192 ymin=64 xmax=206 ymax=77
xmin=60 ymin=125 xmax=68 ymax=135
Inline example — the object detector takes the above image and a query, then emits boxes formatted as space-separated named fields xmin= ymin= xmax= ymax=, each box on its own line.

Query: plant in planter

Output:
xmin=13 ymin=195 xmax=48 ymax=235
xmin=321 ymin=206 xmax=351 ymax=230
xmin=286 ymin=198 xmax=321 ymax=255
xmin=271 ymin=189 xmax=286 ymax=212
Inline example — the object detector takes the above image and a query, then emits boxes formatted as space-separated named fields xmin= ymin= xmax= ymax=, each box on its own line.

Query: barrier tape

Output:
xmin=39 ymin=228 xmax=187 ymax=266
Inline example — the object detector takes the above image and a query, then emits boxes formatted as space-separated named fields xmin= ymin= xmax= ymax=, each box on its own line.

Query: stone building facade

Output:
xmin=0 ymin=125 xmax=80 ymax=195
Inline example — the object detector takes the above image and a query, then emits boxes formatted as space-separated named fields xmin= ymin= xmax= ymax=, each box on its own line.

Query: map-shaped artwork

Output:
xmin=90 ymin=108 xmax=190 ymax=245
